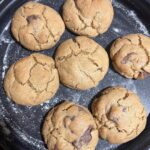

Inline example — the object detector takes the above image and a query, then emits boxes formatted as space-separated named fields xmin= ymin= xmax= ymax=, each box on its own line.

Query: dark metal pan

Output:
xmin=0 ymin=0 xmax=150 ymax=150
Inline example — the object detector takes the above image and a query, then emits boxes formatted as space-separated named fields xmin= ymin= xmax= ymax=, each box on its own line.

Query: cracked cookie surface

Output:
xmin=11 ymin=1 xmax=65 ymax=51
xmin=4 ymin=53 xmax=59 ymax=106
xmin=42 ymin=101 xmax=98 ymax=150
xmin=92 ymin=86 xmax=147 ymax=144
xmin=110 ymin=34 xmax=150 ymax=79
xmin=62 ymin=0 xmax=114 ymax=37
xmin=55 ymin=36 xmax=109 ymax=90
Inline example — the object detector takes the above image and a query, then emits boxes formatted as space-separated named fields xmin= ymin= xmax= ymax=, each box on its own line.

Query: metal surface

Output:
xmin=0 ymin=0 xmax=150 ymax=150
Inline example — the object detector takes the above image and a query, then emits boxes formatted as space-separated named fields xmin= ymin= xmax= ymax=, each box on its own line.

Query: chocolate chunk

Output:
xmin=122 ymin=107 xmax=127 ymax=112
xmin=138 ymin=71 xmax=150 ymax=79
xmin=70 ymin=116 xmax=76 ymax=121
xmin=65 ymin=116 xmax=75 ymax=121
xmin=27 ymin=15 xmax=40 ymax=23
xmin=121 ymin=52 xmax=137 ymax=64
xmin=54 ymin=144 xmax=58 ymax=150
xmin=111 ymin=116 xmax=119 ymax=122
xmin=72 ymin=125 xmax=93 ymax=149
xmin=78 ymin=106 xmax=85 ymax=112
xmin=64 ymin=116 xmax=76 ymax=128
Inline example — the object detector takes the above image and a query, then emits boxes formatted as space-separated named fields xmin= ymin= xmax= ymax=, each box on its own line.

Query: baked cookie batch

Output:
xmin=4 ymin=53 xmax=59 ymax=105
xmin=55 ymin=36 xmax=109 ymax=90
xmin=3 ymin=1 xmax=149 ymax=149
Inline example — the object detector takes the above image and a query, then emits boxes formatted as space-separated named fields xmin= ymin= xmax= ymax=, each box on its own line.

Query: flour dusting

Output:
xmin=0 ymin=21 xmax=11 ymax=36
xmin=108 ymin=69 xmax=137 ymax=93
xmin=112 ymin=79 xmax=137 ymax=93
xmin=128 ymin=10 xmax=149 ymax=35
xmin=2 ymin=43 xmax=11 ymax=79
xmin=113 ymin=0 xmax=149 ymax=35
xmin=13 ymin=127 xmax=46 ymax=150
xmin=0 ymin=36 xmax=14 ymax=45
xmin=0 ymin=0 xmax=4 ymax=5
xmin=41 ymin=97 xmax=60 ymax=111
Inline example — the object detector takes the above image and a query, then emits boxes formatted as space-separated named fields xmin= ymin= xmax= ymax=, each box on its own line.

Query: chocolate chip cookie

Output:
xmin=4 ymin=53 xmax=59 ymax=106
xmin=110 ymin=34 xmax=150 ymax=79
xmin=55 ymin=36 xmax=109 ymax=90
xmin=92 ymin=86 xmax=147 ymax=144
xmin=42 ymin=101 xmax=98 ymax=150
xmin=63 ymin=0 xmax=114 ymax=37
xmin=11 ymin=1 xmax=65 ymax=51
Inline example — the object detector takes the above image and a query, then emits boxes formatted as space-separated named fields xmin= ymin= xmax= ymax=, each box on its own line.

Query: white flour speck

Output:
xmin=70 ymin=92 xmax=81 ymax=103
xmin=0 ymin=0 xmax=4 ymax=4
xmin=2 ymin=43 xmax=11 ymax=79
xmin=41 ymin=97 xmax=59 ymax=111
xmin=0 ymin=21 xmax=13 ymax=45
xmin=42 ymin=104 xmax=50 ymax=111
xmin=0 ymin=36 xmax=14 ymax=45
xmin=112 ymin=27 xmax=121 ymax=33
xmin=0 ymin=20 xmax=11 ymax=36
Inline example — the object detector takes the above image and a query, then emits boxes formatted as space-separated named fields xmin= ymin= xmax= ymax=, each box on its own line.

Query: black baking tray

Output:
xmin=0 ymin=0 xmax=150 ymax=150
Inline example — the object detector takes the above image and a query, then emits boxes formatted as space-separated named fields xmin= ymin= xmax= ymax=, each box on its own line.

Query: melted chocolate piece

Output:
xmin=27 ymin=15 xmax=40 ymax=23
xmin=54 ymin=145 xmax=58 ymax=150
xmin=121 ymin=52 xmax=137 ymax=64
xmin=78 ymin=106 xmax=85 ymax=112
xmin=122 ymin=107 xmax=127 ymax=112
xmin=64 ymin=116 xmax=76 ymax=128
xmin=138 ymin=71 xmax=150 ymax=79
xmin=72 ymin=126 xmax=93 ymax=149
xmin=111 ymin=116 xmax=119 ymax=122
xmin=70 ymin=116 xmax=76 ymax=121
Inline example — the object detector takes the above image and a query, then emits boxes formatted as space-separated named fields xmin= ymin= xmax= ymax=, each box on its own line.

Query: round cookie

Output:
xmin=55 ymin=36 xmax=109 ymax=90
xmin=42 ymin=101 xmax=98 ymax=150
xmin=62 ymin=0 xmax=114 ymax=37
xmin=92 ymin=86 xmax=147 ymax=144
xmin=11 ymin=2 xmax=65 ymax=51
xmin=4 ymin=53 xmax=59 ymax=106
xmin=110 ymin=34 xmax=150 ymax=79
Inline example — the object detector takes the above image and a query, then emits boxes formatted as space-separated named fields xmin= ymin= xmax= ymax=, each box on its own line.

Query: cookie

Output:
xmin=11 ymin=2 xmax=65 ymax=51
xmin=55 ymin=36 xmax=109 ymax=90
xmin=42 ymin=101 xmax=98 ymax=150
xmin=110 ymin=34 xmax=150 ymax=79
xmin=4 ymin=53 xmax=59 ymax=106
xmin=92 ymin=86 xmax=147 ymax=144
xmin=62 ymin=0 xmax=114 ymax=37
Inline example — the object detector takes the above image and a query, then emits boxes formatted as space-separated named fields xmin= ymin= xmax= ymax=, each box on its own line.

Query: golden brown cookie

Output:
xmin=42 ymin=101 xmax=99 ymax=150
xmin=55 ymin=36 xmax=109 ymax=90
xmin=4 ymin=53 xmax=59 ymax=106
xmin=11 ymin=2 xmax=65 ymax=51
xmin=110 ymin=34 xmax=150 ymax=79
xmin=62 ymin=0 xmax=114 ymax=37
xmin=92 ymin=86 xmax=147 ymax=144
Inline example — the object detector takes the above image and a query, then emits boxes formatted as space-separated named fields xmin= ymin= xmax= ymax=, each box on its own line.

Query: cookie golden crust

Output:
xmin=55 ymin=36 xmax=109 ymax=90
xmin=4 ymin=53 xmax=59 ymax=106
xmin=110 ymin=34 xmax=150 ymax=79
xmin=11 ymin=2 xmax=65 ymax=51
xmin=62 ymin=0 xmax=114 ymax=37
xmin=92 ymin=87 xmax=147 ymax=144
xmin=42 ymin=101 xmax=99 ymax=150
